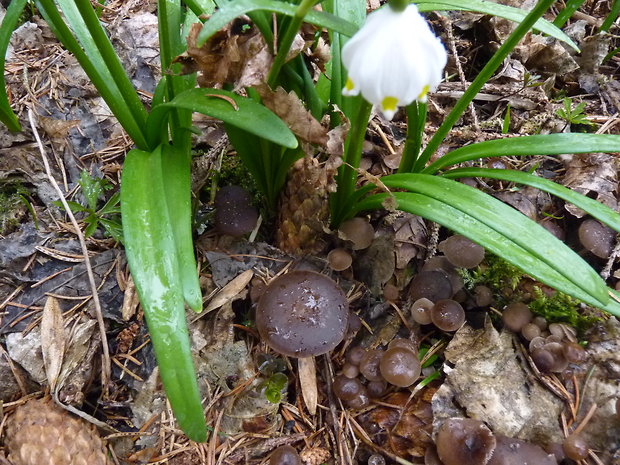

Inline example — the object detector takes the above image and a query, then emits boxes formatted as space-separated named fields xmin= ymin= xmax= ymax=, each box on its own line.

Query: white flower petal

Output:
xmin=341 ymin=4 xmax=447 ymax=117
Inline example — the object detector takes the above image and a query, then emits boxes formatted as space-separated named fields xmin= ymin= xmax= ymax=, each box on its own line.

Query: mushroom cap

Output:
xmin=379 ymin=346 xmax=421 ymax=387
xmin=338 ymin=217 xmax=375 ymax=250
xmin=436 ymin=418 xmax=496 ymax=465
xmin=502 ymin=302 xmax=532 ymax=332
xmin=256 ymin=271 xmax=349 ymax=357
xmin=410 ymin=271 xmax=453 ymax=302
xmin=438 ymin=235 xmax=485 ymax=268
xmin=578 ymin=219 xmax=615 ymax=258
xmin=487 ymin=435 xmax=557 ymax=465
xmin=214 ymin=185 xmax=258 ymax=236
xmin=431 ymin=299 xmax=465 ymax=332
xmin=270 ymin=445 xmax=302 ymax=465
xmin=327 ymin=248 xmax=353 ymax=271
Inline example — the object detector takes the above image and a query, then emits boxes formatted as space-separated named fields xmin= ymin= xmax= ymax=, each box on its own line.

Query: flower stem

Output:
xmin=398 ymin=101 xmax=427 ymax=173
xmin=267 ymin=0 xmax=318 ymax=88
xmin=332 ymin=98 xmax=373 ymax=226
xmin=419 ymin=0 xmax=556 ymax=172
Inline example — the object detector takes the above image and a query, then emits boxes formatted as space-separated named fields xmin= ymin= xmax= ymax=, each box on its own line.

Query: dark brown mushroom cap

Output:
xmin=563 ymin=433 xmax=589 ymax=461
xmin=438 ymin=235 xmax=485 ymax=269
xmin=502 ymin=302 xmax=532 ymax=333
xmin=578 ymin=219 xmax=615 ymax=258
xmin=431 ymin=299 xmax=465 ymax=332
xmin=487 ymin=435 xmax=557 ymax=465
xmin=256 ymin=271 xmax=349 ymax=357
xmin=379 ymin=346 xmax=421 ymax=387
xmin=410 ymin=271 xmax=453 ymax=302
xmin=338 ymin=217 xmax=375 ymax=250
xmin=214 ymin=185 xmax=258 ymax=236
xmin=327 ymin=248 xmax=353 ymax=271
xmin=270 ymin=445 xmax=302 ymax=465
xmin=436 ymin=418 xmax=496 ymax=465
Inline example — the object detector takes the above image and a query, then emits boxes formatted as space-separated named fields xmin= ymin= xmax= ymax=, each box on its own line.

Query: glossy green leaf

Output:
xmin=414 ymin=0 xmax=578 ymax=50
xmin=354 ymin=190 xmax=620 ymax=316
xmin=160 ymin=144 xmax=202 ymax=311
xmin=379 ymin=174 xmax=611 ymax=306
xmin=423 ymin=134 xmax=620 ymax=174
xmin=146 ymin=88 xmax=298 ymax=149
xmin=0 ymin=0 xmax=28 ymax=131
xmin=196 ymin=0 xmax=358 ymax=46
xmin=121 ymin=147 xmax=207 ymax=442
xmin=441 ymin=167 xmax=620 ymax=233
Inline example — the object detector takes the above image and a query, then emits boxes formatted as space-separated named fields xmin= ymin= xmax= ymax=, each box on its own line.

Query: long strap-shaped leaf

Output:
xmin=146 ymin=88 xmax=298 ymax=149
xmin=0 ymin=0 xmax=28 ymax=131
xmin=441 ymin=167 xmax=620 ymax=233
xmin=379 ymin=174 xmax=611 ymax=306
xmin=422 ymin=133 xmax=620 ymax=174
xmin=414 ymin=0 xmax=578 ymax=50
xmin=355 ymin=191 xmax=620 ymax=316
xmin=195 ymin=0 xmax=358 ymax=46
xmin=121 ymin=147 xmax=207 ymax=442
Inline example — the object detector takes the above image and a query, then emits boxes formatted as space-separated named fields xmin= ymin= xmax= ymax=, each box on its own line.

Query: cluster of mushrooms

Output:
xmin=209 ymin=189 xmax=611 ymax=465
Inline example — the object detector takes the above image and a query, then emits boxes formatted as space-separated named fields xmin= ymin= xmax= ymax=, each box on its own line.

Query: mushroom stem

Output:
xmin=298 ymin=357 xmax=318 ymax=415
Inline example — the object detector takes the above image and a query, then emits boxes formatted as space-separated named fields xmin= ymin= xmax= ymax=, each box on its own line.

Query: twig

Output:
xmin=27 ymin=108 xmax=111 ymax=394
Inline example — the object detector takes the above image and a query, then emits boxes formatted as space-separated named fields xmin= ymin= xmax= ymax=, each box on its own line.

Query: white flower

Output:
xmin=342 ymin=4 xmax=447 ymax=120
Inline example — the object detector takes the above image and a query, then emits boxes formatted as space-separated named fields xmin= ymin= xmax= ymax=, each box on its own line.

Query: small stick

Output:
xmin=28 ymin=108 xmax=111 ymax=394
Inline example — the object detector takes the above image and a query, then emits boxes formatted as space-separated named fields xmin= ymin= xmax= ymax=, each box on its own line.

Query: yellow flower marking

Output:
xmin=345 ymin=78 xmax=356 ymax=92
xmin=381 ymin=96 xmax=399 ymax=113
xmin=418 ymin=84 xmax=430 ymax=101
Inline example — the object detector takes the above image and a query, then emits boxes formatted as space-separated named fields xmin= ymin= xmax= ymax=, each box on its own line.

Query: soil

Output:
xmin=1 ymin=0 xmax=620 ymax=464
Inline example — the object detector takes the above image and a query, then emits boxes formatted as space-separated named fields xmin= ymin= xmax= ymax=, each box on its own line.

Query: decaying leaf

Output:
xmin=182 ymin=21 xmax=272 ymax=89
xmin=255 ymin=84 xmax=328 ymax=146
xmin=41 ymin=296 xmax=66 ymax=392
xmin=204 ymin=269 xmax=254 ymax=313
xmin=560 ymin=153 xmax=619 ymax=216
xmin=433 ymin=320 xmax=564 ymax=444
xmin=391 ymin=213 xmax=428 ymax=269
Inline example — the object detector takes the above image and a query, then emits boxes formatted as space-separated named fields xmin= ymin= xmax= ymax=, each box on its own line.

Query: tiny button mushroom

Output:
xmin=431 ymin=299 xmax=465 ymax=332
xmin=410 ymin=271 xmax=453 ymax=302
xmin=338 ymin=217 xmax=375 ymax=250
xmin=270 ymin=445 xmax=302 ymax=465
xmin=438 ymin=235 xmax=485 ymax=269
xmin=501 ymin=302 xmax=532 ymax=332
xmin=379 ymin=346 xmax=421 ymax=387
xmin=327 ymin=248 xmax=352 ymax=271
xmin=255 ymin=271 xmax=349 ymax=357
xmin=214 ymin=185 xmax=258 ymax=236
xmin=563 ymin=433 xmax=589 ymax=461
xmin=488 ymin=435 xmax=557 ymax=465
xmin=436 ymin=418 xmax=496 ymax=465
xmin=578 ymin=219 xmax=615 ymax=258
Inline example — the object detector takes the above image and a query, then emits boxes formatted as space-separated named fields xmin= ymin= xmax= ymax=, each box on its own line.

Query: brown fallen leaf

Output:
xmin=204 ymin=269 xmax=254 ymax=313
xmin=255 ymin=84 xmax=328 ymax=146
xmin=41 ymin=296 xmax=66 ymax=392
xmin=298 ymin=356 xmax=318 ymax=415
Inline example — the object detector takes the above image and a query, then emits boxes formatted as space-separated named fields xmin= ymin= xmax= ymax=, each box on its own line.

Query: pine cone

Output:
xmin=276 ymin=155 xmax=337 ymax=255
xmin=5 ymin=398 xmax=110 ymax=465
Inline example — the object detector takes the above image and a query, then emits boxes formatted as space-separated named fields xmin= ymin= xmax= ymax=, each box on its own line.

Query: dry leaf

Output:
xmin=204 ymin=269 xmax=254 ymax=313
xmin=256 ymin=84 xmax=328 ymax=146
xmin=298 ymin=356 xmax=318 ymax=415
xmin=41 ymin=296 xmax=66 ymax=392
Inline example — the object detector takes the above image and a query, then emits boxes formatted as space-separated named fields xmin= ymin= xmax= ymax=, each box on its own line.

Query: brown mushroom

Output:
xmin=436 ymin=418 xmax=496 ymax=465
xmin=256 ymin=271 xmax=349 ymax=357
xmin=379 ymin=346 xmax=421 ymax=387
xmin=410 ymin=271 xmax=453 ymax=302
xmin=501 ymin=302 xmax=532 ymax=332
xmin=431 ymin=299 xmax=465 ymax=332
xmin=487 ymin=435 xmax=557 ymax=465
xmin=438 ymin=235 xmax=485 ymax=269
xmin=578 ymin=219 xmax=615 ymax=259
xmin=214 ymin=185 xmax=258 ymax=236
xmin=327 ymin=248 xmax=353 ymax=271
xmin=270 ymin=445 xmax=302 ymax=465
xmin=338 ymin=217 xmax=375 ymax=250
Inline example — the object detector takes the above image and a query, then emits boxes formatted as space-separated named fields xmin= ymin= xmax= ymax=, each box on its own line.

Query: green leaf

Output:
xmin=58 ymin=200 xmax=89 ymax=213
xmin=146 ymin=89 xmax=298 ymax=149
xmin=414 ymin=0 xmax=579 ymax=51
xmin=84 ymin=217 xmax=99 ymax=238
xmin=99 ymin=217 xmax=124 ymax=242
xmin=379 ymin=174 xmax=611 ymax=306
xmin=0 ymin=0 xmax=28 ymax=131
xmin=160 ymin=143 xmax=202 ymax=311
xmin=121 ymin=147 xmax=207 ymax=442
xmin=99 ymin=192 xmax=121 ymax=216
xmin=354 ymin=190 xmax=620 ymax=316
xmin=422 ymin=134 xmax=620 ymax=174
xmin=441 ymin=167 xmax=620 ymax=233
xmin=79 ymin=170 xmax=104 ymax=211
xmin=196 ymin=0 xmax=358 ymax=46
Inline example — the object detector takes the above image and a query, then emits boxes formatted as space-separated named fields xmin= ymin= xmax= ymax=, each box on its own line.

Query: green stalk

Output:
xmin=601 ymin=0 xmax=620 ymax=32
xmin=553 ymin=0 xmax=586 ymax=28
xmin=419 ymin=0 xmax=556 ymax=168
xmin=331 ymin=98 xmax=372 ymax=226
xmin=398 ymin=102 xmax=427 ymax=173
xmin=267 ymin=0 xmax=318 ymax=88
xmin=72 ymin=0 xmax=148 ymax=133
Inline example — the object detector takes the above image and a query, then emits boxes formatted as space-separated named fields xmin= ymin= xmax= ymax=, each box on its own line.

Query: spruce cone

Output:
xmin=276 ymin=155 xmax=338 ymax=255
xmin=5 ymin=398 xmax=110 ymax=465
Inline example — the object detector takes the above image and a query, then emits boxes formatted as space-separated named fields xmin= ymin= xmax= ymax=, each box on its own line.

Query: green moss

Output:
xmin=459 ymin=253 xmax=523 ymax=299
xmin=0 ymin=184 xmax=28 ymax=235
xmin=528 ymin=287 xmax=599 ymax=331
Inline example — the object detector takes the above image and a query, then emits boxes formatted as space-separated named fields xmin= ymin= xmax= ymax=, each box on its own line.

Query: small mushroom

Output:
xmin=488 ymin=435 xmax=557 ymax=465
xmin=431 ymin=299 xmax=465 ymax=332
xmin=438 ymin=235 xmax=485 ymax=268
xmin=270 ymin=445 xmax=302 ymax=465
xmin=501 ymin=302 xmax=532 ymax=332
xmin=436 ymin=418 xmax=496 ymax=465
xmin=327 ymin=248 xmax=353 ymax=271
xmin=379 ymin=346 xmax=421 ymax=387
xmin=214 ymin=185 xmax=258 ymax=236
xmin=578 ymin=219 xmax=615 ymax=258
xmin=563 ymin=433 xmax=589 ymax=461
xmin=338 ymin=217 xmax=375 ymax=250
xmin=256 ymin=271 xmax=349 ymax=357
xmin=333 ymin=374 xmax=363 ymax=401
xmin=410 ymin=271 xmax=453 ymax=302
